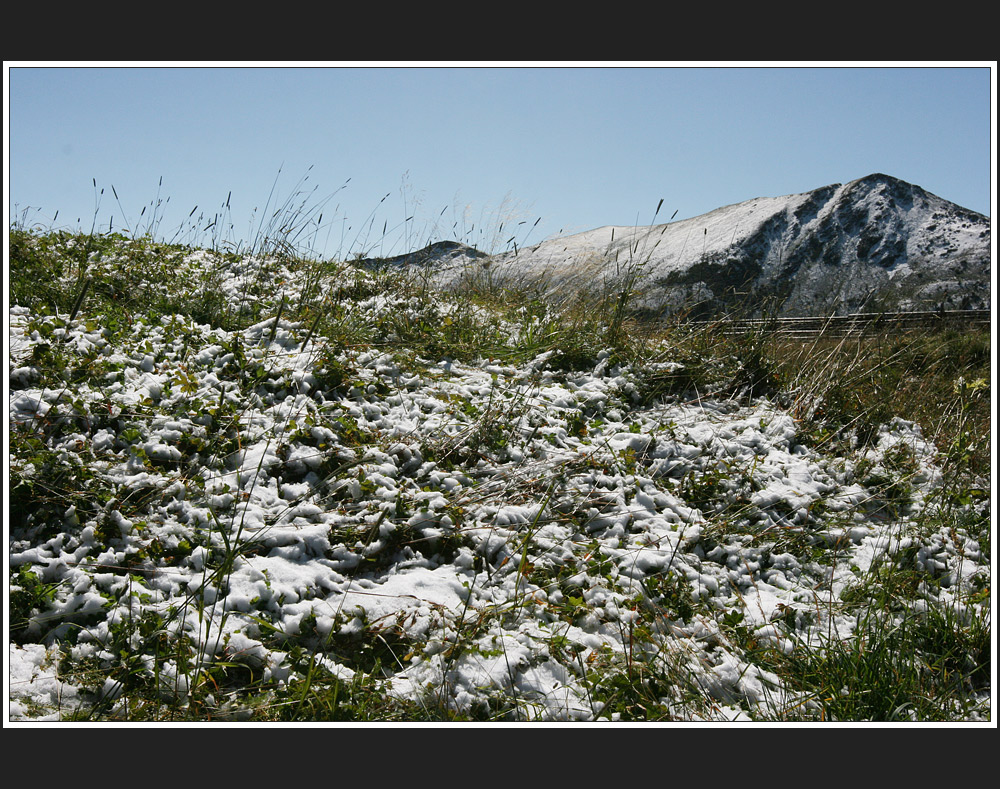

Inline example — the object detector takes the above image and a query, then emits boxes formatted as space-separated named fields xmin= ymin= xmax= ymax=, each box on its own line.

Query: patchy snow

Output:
xmin=6 ymin=239 xmax=991 ymax=723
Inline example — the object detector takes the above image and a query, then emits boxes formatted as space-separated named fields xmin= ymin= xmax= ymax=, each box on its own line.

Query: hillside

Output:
xmin=376 ymin=174 xmax=991 ymax=318
xmin=7 ymin=218 xmax=991 ymax=723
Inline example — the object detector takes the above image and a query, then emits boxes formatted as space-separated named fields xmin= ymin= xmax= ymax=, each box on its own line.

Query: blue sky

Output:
xmin=7 ymin=64 xmax=994 ymax=259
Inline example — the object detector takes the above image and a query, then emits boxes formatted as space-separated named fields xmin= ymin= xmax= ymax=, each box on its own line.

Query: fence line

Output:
xmin=686 ymin=309 xmax=991 ymax=339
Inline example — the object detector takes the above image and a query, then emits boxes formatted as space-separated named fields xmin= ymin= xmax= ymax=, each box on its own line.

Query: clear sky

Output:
xmin=6 ymin=63 xmax=995 ymax=260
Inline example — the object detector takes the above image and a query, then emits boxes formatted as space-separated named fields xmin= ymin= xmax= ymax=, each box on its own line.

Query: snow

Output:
xmin=9 ymin=642 xmax=82 ymax=721
xmin=7 ymin=239 xmax=992 ymax=724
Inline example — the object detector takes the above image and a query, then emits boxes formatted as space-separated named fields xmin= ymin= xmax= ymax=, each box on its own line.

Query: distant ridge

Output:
xmin=378 ymin=174 xmax=991 ymax=317
xmin=356 ymin=240 xmax=490 ymax=270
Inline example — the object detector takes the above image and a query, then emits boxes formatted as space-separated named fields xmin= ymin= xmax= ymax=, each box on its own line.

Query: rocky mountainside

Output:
xmin=377 ymin=174 xmax=991 ymax=317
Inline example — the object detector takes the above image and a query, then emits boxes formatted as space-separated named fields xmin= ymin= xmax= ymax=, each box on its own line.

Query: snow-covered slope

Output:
xmin=402 ymin=174 xmax=991 ymax=317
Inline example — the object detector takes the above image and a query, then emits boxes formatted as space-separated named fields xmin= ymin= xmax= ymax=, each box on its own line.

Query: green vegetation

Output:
xmin=7 ymin=218 xmax=991 ymax=723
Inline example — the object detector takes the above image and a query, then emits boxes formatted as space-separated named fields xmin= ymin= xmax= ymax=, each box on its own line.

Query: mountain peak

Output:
xmin=533 ymin=175 xmax=989 ymax=315
xmin=393 ymin=175 xmax=991 ymax=317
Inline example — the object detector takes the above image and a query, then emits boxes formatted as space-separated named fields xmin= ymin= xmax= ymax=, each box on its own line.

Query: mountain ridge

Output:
xmin=372 ymin=174 xmax=991 ymax=317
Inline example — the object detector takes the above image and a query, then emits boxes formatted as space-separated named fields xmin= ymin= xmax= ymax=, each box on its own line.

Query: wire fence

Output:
xmin=687 ymin=309 xmax=991 ymax=339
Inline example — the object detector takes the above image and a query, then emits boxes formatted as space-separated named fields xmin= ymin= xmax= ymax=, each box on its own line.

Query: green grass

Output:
xmin=7 ymin=220 xmax=991 ymax=723
xmin=763 ymin=592 xmax=991 ymax=721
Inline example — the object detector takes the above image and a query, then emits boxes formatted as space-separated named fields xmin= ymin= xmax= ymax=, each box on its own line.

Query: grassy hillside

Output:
xmin=7 ymin=227 xmax=991 ymax=722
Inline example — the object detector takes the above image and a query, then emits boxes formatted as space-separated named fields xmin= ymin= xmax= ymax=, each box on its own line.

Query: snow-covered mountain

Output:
xmin=377 ymin=174 xmax=991 ymax=317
